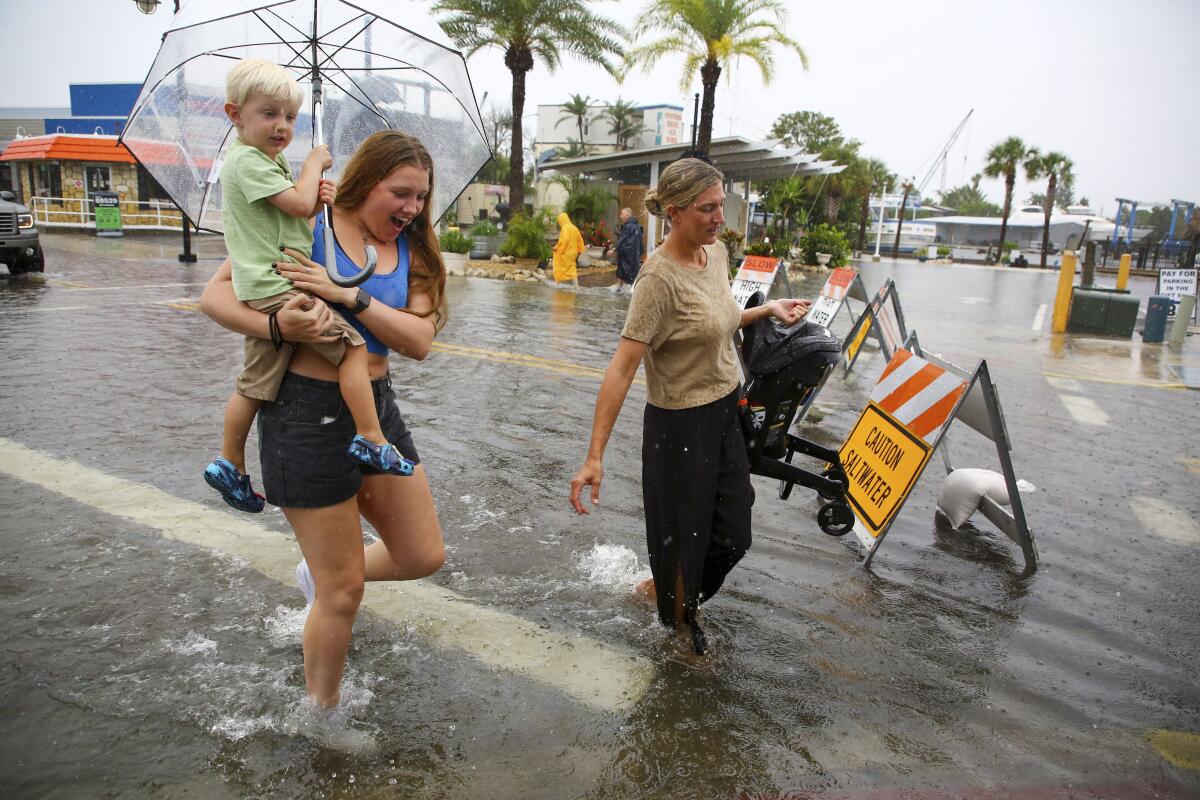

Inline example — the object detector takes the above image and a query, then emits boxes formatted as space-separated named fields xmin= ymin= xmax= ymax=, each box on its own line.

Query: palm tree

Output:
xmin=483 ymin=104 xmax=514 ymax=156
xmin=1024 ymin=149 xmax=1073 ymax=268
xmin=435 ymin=0 xmax=623 ymax=212
xmin=982 ymin=136 xmax=1032 ymax=264
xmin=764 ymin=176 xmax=806 ymax=242
xmin=815 ymin=141 xmax=861 ymax=225
xmin=891 ymin=179 xmax=914 ymax=259
xmin=599 ymin=98 xmax=648 ymax=150
xmin=556 ymin=93 xmax=593 ymax=154
xmin=625 ymin=0 xmax=808 ymax=154
xmin=856 ymin=158 xmax=893 ymax=252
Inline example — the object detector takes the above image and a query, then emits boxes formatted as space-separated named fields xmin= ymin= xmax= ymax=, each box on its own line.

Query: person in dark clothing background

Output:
xmin=615 ymin=207 xmax=645 ymax=288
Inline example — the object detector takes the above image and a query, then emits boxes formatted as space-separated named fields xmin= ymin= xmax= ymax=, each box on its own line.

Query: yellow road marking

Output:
xmin=1042 ymin=371 xmax=1187 ymax=391
xmin=1146 ymin=729 xmax=1200 ymax=770
xmin=1129 ymin=496 xmax=1200 ymax=546
xmin=430 ymin=341 xmax=643 ymax=385
xmin=47 ymin=281 xmax=206 ymax=291
xmin=0 ymin=437 xmax=653 ymax=713
xmin=157 ymin=301 xmax=629 ymax=384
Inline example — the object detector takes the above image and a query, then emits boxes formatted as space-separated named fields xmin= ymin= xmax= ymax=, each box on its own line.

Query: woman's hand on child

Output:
xmin=276 ymin=247 xmax=357 ymax=307
xmin=768 ymin=298 xmax=811 ymax=325
xmin=276 ymin=292 xmax=340 ymax=343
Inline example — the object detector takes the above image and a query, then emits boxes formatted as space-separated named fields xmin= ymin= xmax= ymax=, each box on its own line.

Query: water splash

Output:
xmin=576 ymin=543 xmax=651 ymax=590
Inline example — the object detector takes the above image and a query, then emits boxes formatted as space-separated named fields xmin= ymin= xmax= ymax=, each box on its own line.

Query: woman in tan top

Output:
xmin=569 ymin=157 xmax=811 ymax=654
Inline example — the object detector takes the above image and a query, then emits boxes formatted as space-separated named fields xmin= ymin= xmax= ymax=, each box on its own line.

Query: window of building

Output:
xmin=137 ymin=165 xmax=173 ymax=204
xmin=84 ymin=164 xmax=112 ymax=198
xmin=33 ymin=163 xmax=62 ymax=199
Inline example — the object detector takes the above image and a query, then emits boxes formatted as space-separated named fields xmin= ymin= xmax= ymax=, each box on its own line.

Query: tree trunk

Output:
xmin=825 ymin=194 xmax=841 ymax=226
xmin=892 ymin=185 xmax=911 ymax=258
xmin=1040 ymin=173 xmax=1056 ymax=268
xmin=996 ymin=172 xmax=1014 ymax=265
xmin=697 ymin=59 xmax=721 ymax=154
xmin=856 ymin=193 xmax=870 ymax=252
xmin=505 ymin=46 xmax=533 ymax=214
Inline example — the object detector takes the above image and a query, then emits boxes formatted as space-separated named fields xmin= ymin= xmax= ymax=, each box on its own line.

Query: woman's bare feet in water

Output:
xmin=633 ymin=577 xmax=656 ymax=604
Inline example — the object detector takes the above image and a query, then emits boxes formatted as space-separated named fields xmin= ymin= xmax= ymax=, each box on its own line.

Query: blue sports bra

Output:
xmin=311 ymin=213 xmax=410 ymax=356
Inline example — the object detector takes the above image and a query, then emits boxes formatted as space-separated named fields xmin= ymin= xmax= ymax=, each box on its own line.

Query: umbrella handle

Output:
xmin=311 ymin=72 xmax=375 ymax=286
xmin=323 ymin=203 xmax=377 ymax=287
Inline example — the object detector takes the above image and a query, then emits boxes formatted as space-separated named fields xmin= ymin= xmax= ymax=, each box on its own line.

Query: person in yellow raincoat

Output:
xmin=552 ymin=212 xmax=585 ymax=286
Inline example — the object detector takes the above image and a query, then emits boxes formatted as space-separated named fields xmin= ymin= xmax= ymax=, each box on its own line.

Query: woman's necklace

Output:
xmin=352 ymin=213 xmax=392 ymax=249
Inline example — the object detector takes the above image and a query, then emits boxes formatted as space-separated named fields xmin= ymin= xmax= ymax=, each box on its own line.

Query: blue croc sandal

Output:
xmin=204 ymin=457 xmax=266 ymax=513
xmin=348 ymin=435 xmax=415 ymax=476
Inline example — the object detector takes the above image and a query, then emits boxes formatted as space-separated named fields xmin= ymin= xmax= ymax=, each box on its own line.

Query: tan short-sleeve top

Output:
xmin=620 ymin=242 xmax=742 ymax=409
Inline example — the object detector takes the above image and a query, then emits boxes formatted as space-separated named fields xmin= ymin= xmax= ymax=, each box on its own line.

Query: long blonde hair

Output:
xmin=335 ymin=131 xmax=447 ymax=330
xmin=643 ymin=158 xmax=724 ymax=219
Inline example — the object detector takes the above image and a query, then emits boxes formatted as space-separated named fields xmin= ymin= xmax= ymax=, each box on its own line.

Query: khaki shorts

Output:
xmin=236 ymin=289 xmax=365 ymax=402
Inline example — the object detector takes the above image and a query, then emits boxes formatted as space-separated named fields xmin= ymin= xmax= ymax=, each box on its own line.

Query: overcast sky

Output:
xmin=4 ymin=0 xmax=1197 ymax=217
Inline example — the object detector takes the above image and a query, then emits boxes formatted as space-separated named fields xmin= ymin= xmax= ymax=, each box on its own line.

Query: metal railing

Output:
xmin=1098 ymin=239 xmax=1196 ymax=272
xmin=30 ymin=196 xmax=184 ymax=231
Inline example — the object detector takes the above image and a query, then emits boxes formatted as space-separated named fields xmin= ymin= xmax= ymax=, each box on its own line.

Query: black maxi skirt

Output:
xmin=642 ymin=387 xmax=752 ymax=653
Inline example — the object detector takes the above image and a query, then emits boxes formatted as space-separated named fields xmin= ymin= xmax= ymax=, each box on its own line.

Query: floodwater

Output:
xmin=1 ymin=231 xmax=1197 ymax=799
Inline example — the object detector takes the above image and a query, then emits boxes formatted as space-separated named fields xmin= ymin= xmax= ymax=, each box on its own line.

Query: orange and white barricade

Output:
xmin=839 ymin=344 xmax=1037 ymax=571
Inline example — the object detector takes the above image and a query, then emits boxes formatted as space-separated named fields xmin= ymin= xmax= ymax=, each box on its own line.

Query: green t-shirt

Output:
xmin=220 ymin=139 xmax=313 ymax=300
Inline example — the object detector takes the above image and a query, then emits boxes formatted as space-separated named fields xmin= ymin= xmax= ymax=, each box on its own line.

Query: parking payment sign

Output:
xmin=840 ymin=348 xmax=966 ymax=544
xmin=1157 ymin=269 xmax=1197 ymax=322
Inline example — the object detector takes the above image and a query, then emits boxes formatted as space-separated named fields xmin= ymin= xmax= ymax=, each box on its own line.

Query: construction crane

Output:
xmin=916 ymin=109 xmax=974 ymax=199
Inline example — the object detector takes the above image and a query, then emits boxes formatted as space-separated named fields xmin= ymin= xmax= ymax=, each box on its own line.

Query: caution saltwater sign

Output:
xmin=839 ymin=402 xmax=932 ymax=538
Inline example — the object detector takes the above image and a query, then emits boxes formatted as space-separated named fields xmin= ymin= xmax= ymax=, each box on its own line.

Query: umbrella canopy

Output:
xmin=121 ymin=0 xmax=491 ymax=233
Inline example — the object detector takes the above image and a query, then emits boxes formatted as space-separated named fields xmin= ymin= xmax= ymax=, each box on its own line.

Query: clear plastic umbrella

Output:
xmin=121 ymin=0 xmax=491 ymax=286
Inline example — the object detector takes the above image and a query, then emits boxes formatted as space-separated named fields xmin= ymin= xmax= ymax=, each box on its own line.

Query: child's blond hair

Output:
xmin=225 ymin=58 xmax=304 ymax=108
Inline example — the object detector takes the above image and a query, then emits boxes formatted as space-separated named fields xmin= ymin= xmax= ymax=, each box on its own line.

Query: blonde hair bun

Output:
xmin=643 ymin=158 xmax=723 ymax=219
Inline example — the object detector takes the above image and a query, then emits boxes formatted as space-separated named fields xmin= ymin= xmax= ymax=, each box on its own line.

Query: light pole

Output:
xmin=133 ymin=1 xmax=195 ymax=262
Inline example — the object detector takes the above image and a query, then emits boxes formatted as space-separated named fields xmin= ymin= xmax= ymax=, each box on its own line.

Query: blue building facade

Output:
xmin=41 ymin=83 xmax=141 ymax=136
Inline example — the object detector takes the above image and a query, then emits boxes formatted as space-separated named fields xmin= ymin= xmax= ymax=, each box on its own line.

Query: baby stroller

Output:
xmin=737 ymin=292 xmax=856 ymax=536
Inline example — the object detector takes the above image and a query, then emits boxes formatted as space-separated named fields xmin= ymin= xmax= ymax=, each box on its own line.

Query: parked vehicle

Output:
xmin=0 ymin=190 xmax=44 ymax=274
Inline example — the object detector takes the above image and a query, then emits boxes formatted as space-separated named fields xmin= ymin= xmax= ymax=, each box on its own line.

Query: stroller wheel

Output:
xmin=817 ymin=466 xmax=844 ymax=501
xmin=817 ymin=502 xmax=855 ymax=537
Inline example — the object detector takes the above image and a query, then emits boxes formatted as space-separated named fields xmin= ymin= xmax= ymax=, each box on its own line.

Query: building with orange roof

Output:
xmin=0 ymin=133 xmax=180 ymax=229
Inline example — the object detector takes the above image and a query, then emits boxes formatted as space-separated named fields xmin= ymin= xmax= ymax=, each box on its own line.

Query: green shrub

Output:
xmin=937 ymin=245 xmax=952 ymax=257
xmin=744 ymin=240 xmax=773 ymax=256
xmin=470 ymin=220 xmax=501 ymax=237
xmin=798 ymin=223 xmax=851 ymax=267
xmin=499 ymin=213 xmax=552 ymax=260
xmin=439 ymin=229 xmax=472 ymax=254
xmin=557 ymin=176 xmax=614 ymax=225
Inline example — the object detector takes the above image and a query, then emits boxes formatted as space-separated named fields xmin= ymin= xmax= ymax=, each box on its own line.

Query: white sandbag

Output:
xmin=936 ymin=468 xmax=1036 ymax=529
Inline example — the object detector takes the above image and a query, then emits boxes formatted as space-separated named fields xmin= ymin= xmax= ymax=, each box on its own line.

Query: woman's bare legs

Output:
xmin=358 ymin=465 xmax=445 ymax=581
xmin=284 ymin=498 xmax=366 ymax=707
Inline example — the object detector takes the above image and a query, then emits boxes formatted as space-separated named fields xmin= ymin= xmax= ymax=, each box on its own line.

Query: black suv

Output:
xmin=0 ymin=190 xmax=44 ymax=274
